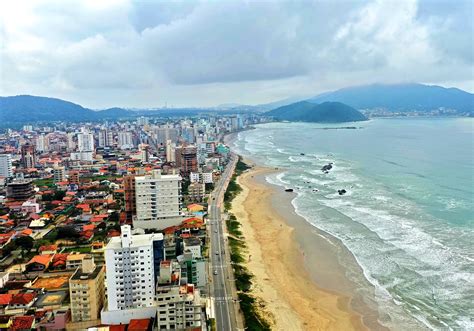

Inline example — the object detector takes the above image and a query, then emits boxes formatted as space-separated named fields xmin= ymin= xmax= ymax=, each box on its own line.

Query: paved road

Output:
xmin=209 ymin=154 xmax=241 ymax=331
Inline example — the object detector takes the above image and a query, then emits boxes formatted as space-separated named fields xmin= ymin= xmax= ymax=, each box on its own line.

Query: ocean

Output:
xmin=232 ymin=118 xmax=474 ymax=330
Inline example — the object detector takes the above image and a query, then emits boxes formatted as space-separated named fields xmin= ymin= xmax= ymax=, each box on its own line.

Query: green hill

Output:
xmin=266 ymin=101 xmax=367 ymax=123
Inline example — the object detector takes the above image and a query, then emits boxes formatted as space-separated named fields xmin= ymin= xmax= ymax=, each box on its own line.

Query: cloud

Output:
xmin=0 ymin=0 xmax=472 ymax=108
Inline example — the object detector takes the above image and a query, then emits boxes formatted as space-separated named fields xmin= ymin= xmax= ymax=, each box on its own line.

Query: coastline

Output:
xmin=230 ymin=161 xmax=388 ymax=330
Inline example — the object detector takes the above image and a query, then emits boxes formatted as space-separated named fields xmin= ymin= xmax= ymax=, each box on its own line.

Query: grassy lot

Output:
xmin=62 ymin=246 xmax=92 ymax=253
xmin=33 ymin=178 xmax=54 ymax=187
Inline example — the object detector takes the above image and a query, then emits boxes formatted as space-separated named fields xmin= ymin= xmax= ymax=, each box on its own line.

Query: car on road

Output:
xmin=214 ymin=229 xmax=218 ymax=233
xmin=213 ymin=270 xmax=218 ymax=275
xmin=215 ymin=251 xmax=219 ymax=255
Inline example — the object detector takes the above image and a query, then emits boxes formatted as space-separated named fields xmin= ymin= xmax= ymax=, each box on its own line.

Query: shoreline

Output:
xmin=230 ymin=160 xmax=388 ymax=330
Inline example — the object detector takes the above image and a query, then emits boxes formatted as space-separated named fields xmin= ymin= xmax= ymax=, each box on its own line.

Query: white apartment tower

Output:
xmin=133 ymin=170 xmax=184 ymax=230
xmin=118 ymin=132 xmax=134 ymax=149
xmin=165 ymin=139 xmax=175 ymax=163
xmin=138 ymin=143 xmax=150 ymax=163
xmin=35 ymin=134 xmax=49 ymax=153
xmin=78 ymin=131 xmax=94 ymax=152
xmin=102 ymin=225 xmax=164 ymax=324
xmin=98 ymin=129 xmax=113 ymax=147
xmin=0 ymin=154 xmax=13 ymax=178
xmin=67 ymin=132 xmax=76 ymax=151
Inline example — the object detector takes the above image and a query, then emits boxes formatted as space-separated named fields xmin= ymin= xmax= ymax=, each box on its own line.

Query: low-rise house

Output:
xmin=7 ymin=292 xmax=37 ymax=312
xmin=21 ymin=200 xmax=40 ymax=214
xmin=38 ymin=244 xmax=58 ymax=255
xmin=50 ymin=253 xmax=68 ymax=270
xmin=29 ymin=218 xmax=46 ymax=229
xmin=0 ymin=294 xmax=12 ymax=313
xmin=35 ymin=309 xmax=70 ymax=331
xmin=10 ymin=315 xmax=35 ymax=330
xmin=0 ymin=231 xmax=15 ymax=246
xmin=76 ymin=204 xmax=91 ymax=214
xmin=25 ymin=254 xmax=52 ymax=272
xmin=2 ymin=280 xmax=31 ymax=294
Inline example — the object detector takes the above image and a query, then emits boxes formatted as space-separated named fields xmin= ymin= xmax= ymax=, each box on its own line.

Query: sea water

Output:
xmin=232 ymin=118 xmax=473 ymax=330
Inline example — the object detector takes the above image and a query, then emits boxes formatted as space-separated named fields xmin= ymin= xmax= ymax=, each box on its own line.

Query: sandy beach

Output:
xmin=230 ymin=163 xmax=387 ymax=331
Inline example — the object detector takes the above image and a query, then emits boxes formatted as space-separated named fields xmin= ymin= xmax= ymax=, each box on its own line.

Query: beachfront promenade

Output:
xmin=209 ymin=153 xmax=243 ymax=331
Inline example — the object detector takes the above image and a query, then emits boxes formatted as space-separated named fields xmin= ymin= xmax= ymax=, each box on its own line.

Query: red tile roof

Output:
xmin=27 ymin=254 xmax=52 ymax=267
xmin=76 ymin=204 xmax=91 ymax=212
xmin=0 ymin=293 xmax=12 ymax=305
xmin=107 ymin=230 xmax=120 ymax=238
xmin=10 ymin=292 xmax=36 ymax=305
xmin=51 ymin=253 xmax=68 ymax=267
xmin=128 ymin=318 xmax=151 ymax=331
xmin=19 ymin=228 xmax=33 ymax=236
xmin=109 ymin=325 xmax=127 ymax=331
xmin=10 ymin=315 xmax=34 ymax=330
xmin=39 ymin=245 xmax=58 ymax=253
xmin=83 ymin=224 xmax=95 ymax=231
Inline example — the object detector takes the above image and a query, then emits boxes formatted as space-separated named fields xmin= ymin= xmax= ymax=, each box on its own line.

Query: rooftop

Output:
xmin=128 ymin=318 xmax=151 ymax=331
xmin=71 ymin=265 xmax=103 ymax=281
xmin=183 ymin=237 xmax=201 ymax=246
xmin=106 ymin=232 xmax=163 ymax=250
xmin=34 ymin=291 xmax=67 ymax=307
xmin=31 ymin=275 xmax=71 ymax=290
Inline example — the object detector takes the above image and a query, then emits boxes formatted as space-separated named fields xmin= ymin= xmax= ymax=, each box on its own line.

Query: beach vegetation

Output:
xmin=224 ymin=158 xmax=272 ymax=330
xmin=238 ymin=293 xmax=272 ymax=331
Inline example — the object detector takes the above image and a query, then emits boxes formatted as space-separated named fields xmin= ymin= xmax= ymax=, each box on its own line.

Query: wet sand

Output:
xmin=230 ymin=163 xmax=387 ymax=330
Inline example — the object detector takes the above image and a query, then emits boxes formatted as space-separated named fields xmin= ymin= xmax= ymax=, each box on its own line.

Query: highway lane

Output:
xmin=209 ymin=154 xmax=240 ymax=331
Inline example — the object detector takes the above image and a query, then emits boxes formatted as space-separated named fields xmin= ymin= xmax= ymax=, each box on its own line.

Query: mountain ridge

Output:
xmin=307 ymin=83 xmax=474 ymax=113
xmin=266 ymin=101 xmax=368 ymax=123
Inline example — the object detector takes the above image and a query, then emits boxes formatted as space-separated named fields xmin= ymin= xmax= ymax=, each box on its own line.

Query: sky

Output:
xmin=1 ymin=0 xmax=473 ymax=109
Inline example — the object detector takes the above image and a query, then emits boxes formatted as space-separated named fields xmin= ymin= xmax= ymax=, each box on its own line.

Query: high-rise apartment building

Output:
xmin=123 ymin=175 xmax=137 ymax=223
xmin=35 ymin=134 xmax=49 ymax=153
xmin=137 ymin=116 xmax=149 ymax=126
xmin=118 ymin=132 xmax=133 ymax=149
xmin=155 ymin=284 xmax=202 ymax=330
xmin=67 ymin=132 xmax=76 ymax=151
xmin=165 ymin=140 xmax=175 ymax=163
xmin=138 ymin=143 xmax=150 ymax=163
xmin=101 ymin=225 xmax=164 ymax=324
xmin=175 ymin=146 xmax=198 ymax=176
xmin=7 ymin=179 xmax=34 ymax=201
xmin=77 ymin=131 xmax=94 ymax=152
xmin=133 ymin=170 xmax=184 ymax=229
xmin=20 ymin=144 xmax=36 ymax=168
xmin=0 ymin=154 xmax=13 ymax=178
xmin=69 ymin=256 xmax=105 ymax=323
xmin=154 ymin=127 xmax=178 ymax=145
xmin=98 ymin=129 xmax=113 ymax=147
xmin=53 ymin=166 xmax=66 ymax=183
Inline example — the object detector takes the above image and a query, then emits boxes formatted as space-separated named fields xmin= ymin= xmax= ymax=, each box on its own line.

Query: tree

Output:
xmin=14 ymin=236 xmax=34 ymax=251
xmin=108 ymin=211 xmax=119 ymax=223
xmin=14 ymin=236 xmax=35 ymax=259
xmin=57 ymin=226 xmax=79 ymax=239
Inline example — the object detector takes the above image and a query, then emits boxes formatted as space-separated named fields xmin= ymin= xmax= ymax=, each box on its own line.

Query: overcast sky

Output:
xmin=1 ymin=0 xmax=473 ymax=108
